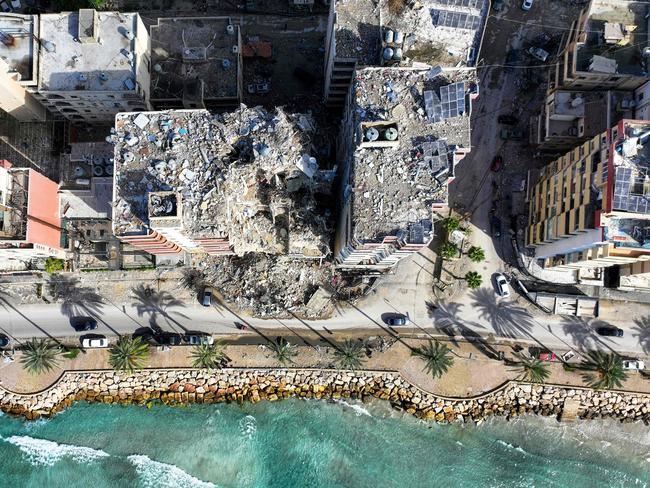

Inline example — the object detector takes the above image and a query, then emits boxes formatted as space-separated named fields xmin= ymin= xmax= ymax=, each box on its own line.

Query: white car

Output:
xmin=622 ymin=359 xmax=645 ymax=371
xmin=81 ymin=336 xmax=108 ymax=348
xmin=495 ymin=273 xmax=511 ymax=298
xmin=522 ymin=0 xmax=533 ymax=10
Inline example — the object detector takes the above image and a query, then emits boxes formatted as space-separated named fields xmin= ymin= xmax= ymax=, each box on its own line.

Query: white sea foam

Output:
xmin=128 ymin=454 xmax=216 ymax=488
xmin=239 ymin=415 xmax=257 ymax=438
xmin=3 ymin=435 xmax=109 ymax=466
xmin=336 ymin=400 xmax=372 ymax=417
xmin=496 ymin=439 xmax=527 ymax=455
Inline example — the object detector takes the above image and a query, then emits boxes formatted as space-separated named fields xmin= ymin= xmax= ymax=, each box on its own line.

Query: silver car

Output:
xmin=495 ymin=273 xmax=511 ymax=298
xmin=522 ymin=0 xmax=533 ymax=10
xmin=81 ymin=336 xmax=108 ymax=348
xmin=622 ymin=359 xmax=645 ymax=371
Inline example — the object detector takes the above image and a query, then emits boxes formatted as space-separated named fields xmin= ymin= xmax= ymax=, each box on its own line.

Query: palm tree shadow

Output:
xmin=562 ymin=316 xmax=618 ymax=354
xmin=130 ymin=284 xmax=189 ymax=333
xmin=633 ymin=316 xmax=650 ymax=354
xmin=470 ymin=288 xmax=535 ymax=338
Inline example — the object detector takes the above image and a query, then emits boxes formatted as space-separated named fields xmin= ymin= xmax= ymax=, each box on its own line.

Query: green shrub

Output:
xmin=45 ymin=257 xmax=64 ymax=274
xmin=440 ymin=242 xmax=458 ymax=260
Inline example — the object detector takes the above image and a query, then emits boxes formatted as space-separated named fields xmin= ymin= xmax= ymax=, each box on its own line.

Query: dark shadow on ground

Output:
xmin=130 ymin=284 xmax=189 ymax=334
xmin=633 ymin=316 xmax=650 ymax=354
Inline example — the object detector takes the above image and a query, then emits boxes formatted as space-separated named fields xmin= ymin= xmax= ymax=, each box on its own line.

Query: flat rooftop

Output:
xmin=150 ymin=17 xmax=240 ymax=102
xmin=350 ymin=67 xmax=474 ymax=241
xmin=0 ymin=14 xmax=37 ymax=83
xmin=38 ymin=11 xmax=139 ymax=92
xmin=335 ymin=0 xmax=487 ymax=67
xmin=577 ymin=0 xmax=650 ymax=76
xmin=112 ymin=108 xmax=332 ymax=257
xmin=611 ymin=120 xmax=650 ymax=215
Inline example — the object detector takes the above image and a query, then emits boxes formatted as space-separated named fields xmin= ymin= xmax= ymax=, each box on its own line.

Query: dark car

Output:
xmin=385 ymin=314 xmax=409 ymax=326
xmin=596 ymin=326 xmax=624 ymax=337
xmin=490 ymin=155 xmax=503 ymax=172
xmin=71 ymin=317 xmax=98 ymax=332
xmin=202 ymin=288 xmax=212 ymax=307
xmin=156 ymin=333 xmax=183 ymax=346
xmin=490 ymin=216 xmax=502 ymax=237
xmin=0 ymin=334 xmax=9 ymax=347
xmin=492 ymin=0 xmax=505 ymax=11
xmin=497 ymin=114 xmax=518 ymax=125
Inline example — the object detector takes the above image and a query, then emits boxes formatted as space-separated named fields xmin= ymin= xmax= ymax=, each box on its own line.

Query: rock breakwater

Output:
xmin=2 ymin=369 xmax=650 ymax=424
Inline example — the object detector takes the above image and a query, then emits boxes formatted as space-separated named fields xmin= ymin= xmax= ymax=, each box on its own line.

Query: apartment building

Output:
xmin=527 ymin=119 xmax=650 ymax=275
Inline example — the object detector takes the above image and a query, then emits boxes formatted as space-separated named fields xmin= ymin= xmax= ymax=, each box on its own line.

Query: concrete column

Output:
xmin=0 ymin=59 xmax=46 ymax=122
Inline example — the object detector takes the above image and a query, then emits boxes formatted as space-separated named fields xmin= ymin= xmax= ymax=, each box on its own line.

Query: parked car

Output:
xmin=0 ymin=334 xmax=9 ymax=347
xmin=497 ymin=114 xmax=518 ymax=125
xmin=528 ymin=46 xmax=549 ymax=62
xmin=500 ymin=128 xmax=524 ymax=140
xmin=81 ymin=335 xmax=108 ymax=348
xmin=71 ymin=317 xmax=98 ymax=332
xmin=522 ymin=0 xmax=533 ymax=11
xmin=538 ymin=351 xmax=557 ymax=361
xmin=490 ymin=155 xmax=503 ymax=172
xmin=10 ymin=0 xmax=20 ymax=8
xmin=492 ymin=0 xmax=504 ymax=11
xmin=156 ymin=333 xmax=183 ymax=346
xmin=596 ymin=326 xmax=624 ymax=337
xmin=185 ymin=333 xmax=214 ymax=345
xmin=385 ymin=314 xmax=409 ymax=326
xmin=494 ymin=273 xmax=511 ymax=298
xmin=622 ymin=359 xmax=645 ymax=371
xmin=0 ymin=2 xmax=10 ymax=12
xmin=202 ymin=288 xmax=212 ymax=307
xmin=490 ymin=216 xmax=502 ymax=238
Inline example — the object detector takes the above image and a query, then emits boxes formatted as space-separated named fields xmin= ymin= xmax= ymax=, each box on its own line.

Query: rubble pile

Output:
xmin=112 ymin=106 xmax=332 ymax=257
xmin=351 ymin=68 xmax=474 ymax=241
xmin=199 ymin=255 xmax=335 ymax=317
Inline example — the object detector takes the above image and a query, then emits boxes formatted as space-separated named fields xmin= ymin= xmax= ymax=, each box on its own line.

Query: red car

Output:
xmin=490 ymin=155 xmax=503 ymax=172
xmin=538 ymin=352 xmax=557 ymax=362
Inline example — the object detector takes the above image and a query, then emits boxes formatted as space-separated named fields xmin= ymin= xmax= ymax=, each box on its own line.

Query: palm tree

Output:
xmin=333 ymin=339 xmax=366 ymax=370
xmin=180 ymin=268 xmax=205 ymax=293
xmin=443 ymin=216 xmax=460 ymax=233
xmin=108 ymin=336 xmax=150 ymax=374
xmin=190 ymin=341 xmax=227 ymax=369
xmin=440 ymin=242 xmax=458 ymax=260
xmin=579 ymin=351 xmax=628 ymax=389
xmin=465 ymin=271 xmax=482 ymax=289
xmin=268 ymin=337 xmax=297 ymax=365
xmin=513 ymin=356 xmax=550 ymax=383
xmin=467 ymin=246 xmax=486 ymax=263
xmin=411 ymin=340 xmax=454 ymax=379
xmin=20 ymin=339 xmax=61 ymax=375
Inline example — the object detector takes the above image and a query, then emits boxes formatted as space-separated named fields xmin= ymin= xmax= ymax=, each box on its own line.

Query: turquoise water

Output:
xmin=0 ymin=399 xmax=648 ymax=487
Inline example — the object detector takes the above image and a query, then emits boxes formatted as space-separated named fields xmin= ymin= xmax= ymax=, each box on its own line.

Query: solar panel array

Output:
xmin=440 ymin=82 xmax=466 ymax=119
xmin=424 ymin=90 xmax=442 ymax=123
xmin=613 ymin=167 xmax=650 ymax=213
xmin=433 ymin=0 xmax=484 ymax=9
xmin=430 ymin=9 xmax=482 ymax=30
xmin=422 ymin=140 xmax=449 ymax=174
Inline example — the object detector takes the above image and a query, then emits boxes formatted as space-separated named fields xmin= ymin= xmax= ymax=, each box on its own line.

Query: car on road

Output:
xmin=522 ymin=0 xmax=533 ymax=11
xmin=494 ymin=273 xmax=511 ymax=298
xmin=71 ymin=317 xmax=97 ymax=332
xmin=202 ymin=288 xmax=212 ymax=307
xmin=497 ymin=114 xmax=518 ymax=125
xmin=622 ymin=359 xmax=645 ymax=371
xmin=596 ymin=326 xmax=624 ymax=337
xmin=490 ymin=155 xmax=503 ymax=172
xmin=0 ymin=334 xmax=9 ymax=347
xmin=81 ymin=335 xmax=108 ymax=348
xmin=385 ymin=315 xmax=409 ymax=326
xmin=490 ymin=216 xmax=502 ymax=237
xmin=156 ymin=333 xmax=183 ymax=346
xmin=528 ymin=46 xmax=549 ymax=62
xmin=500 ymin=128 xmax=524 ymax=140
xmin=538 ymin=352 xmax=557 ymax=361
xmin=185 ymin=333 xmax=214 ymax=345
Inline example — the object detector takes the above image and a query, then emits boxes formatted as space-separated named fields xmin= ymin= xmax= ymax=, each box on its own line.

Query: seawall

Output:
xmin=3 ymin=368 xmax=650 ymax=424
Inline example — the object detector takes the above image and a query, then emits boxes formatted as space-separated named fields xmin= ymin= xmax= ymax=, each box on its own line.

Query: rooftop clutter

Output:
xmin=111 ymin=106 xmax=333 ymax=257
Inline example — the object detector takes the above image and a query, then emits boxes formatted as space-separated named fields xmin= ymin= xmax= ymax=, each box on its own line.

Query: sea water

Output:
xmin=0 ymin=399 xmax=648 ymax=487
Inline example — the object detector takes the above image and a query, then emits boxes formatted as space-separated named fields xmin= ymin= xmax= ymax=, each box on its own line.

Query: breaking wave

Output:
xmin=3 ymin=435 xmax=109 ymax=466
xmin=336 ymin=400 xmax=372 ymax=417
xmin=128 ymin=454 xmax=217 ymax=488
xmin=239 ymin=415 xmax=257 ymax=438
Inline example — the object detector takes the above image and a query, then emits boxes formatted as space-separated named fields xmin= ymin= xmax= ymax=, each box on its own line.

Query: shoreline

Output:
xmin=2 ymin=368 xmax=650 ymax=425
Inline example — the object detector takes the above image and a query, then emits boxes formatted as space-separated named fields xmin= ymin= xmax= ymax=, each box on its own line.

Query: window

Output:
xmin=639 ymin=93 xmax=645 ymax=101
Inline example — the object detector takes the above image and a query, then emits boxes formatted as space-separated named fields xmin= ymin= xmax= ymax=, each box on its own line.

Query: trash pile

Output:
xmin=350 ymin=68 xmax=475 ymax=241
xmin=111 ymin=106 xmax=332 ymax=257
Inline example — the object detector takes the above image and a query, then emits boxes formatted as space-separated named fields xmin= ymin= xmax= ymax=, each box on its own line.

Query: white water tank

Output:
xmin=384 ymin=30 xmax=394 ymax=44
xmin=365 ymin=127 xmax=379 ymax=141
xmin=383 ymin=47 xmax=394 ymax=60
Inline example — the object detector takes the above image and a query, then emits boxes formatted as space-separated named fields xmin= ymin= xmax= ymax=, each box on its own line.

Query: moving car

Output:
xmin=156 ymin=333 xmax=183 ymax=346
xmin=0 ymin=334 xmax=9 ymax=347
xmin=494 ymin=273 xmax=511 ymax=298
xmin=185 ymin=333 xmax=214 ymax=345
xmin=497 ymin=114 xmax=518 ymax=125
xmin=490 ymin=155 xmax=503 ymax=172
xmin=81 ymin=335 xmax=108 ymax=348
xmin=522 ymin=0 xmax=533 ymax=10
xmin=71 ymin=317 xmax=98 ymax=332
xmin=596 ymin=326 xmax=624 ymax=337
xmin=385 ymin=315 xmax=409 ymax=326
xmin=622 ymin=359 xmax=645 ymax=371
xmin=202 ymin=288 xmax=212 ymax=307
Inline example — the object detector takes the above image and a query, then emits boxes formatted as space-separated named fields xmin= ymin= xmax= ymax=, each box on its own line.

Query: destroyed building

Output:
xmin=335 ymin=67 xmax=477 ymax=270
xmin=111 ymin=107 xmax=334 ymax=260
xmin=149 ymin=17 xmax=242 ymax=110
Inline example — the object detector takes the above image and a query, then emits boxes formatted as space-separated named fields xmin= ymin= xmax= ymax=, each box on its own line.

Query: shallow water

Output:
xmin=0 ymin=399 xmax=648 ymax=487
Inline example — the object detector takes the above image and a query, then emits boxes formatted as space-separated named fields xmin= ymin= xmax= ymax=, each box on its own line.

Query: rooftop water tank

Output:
xmin=384 ymin=128 xmax=398 ymax=141
xmin=365 ymin=127 xmax=379 ymax=142
xmin=384 ymin=30 xmax=394 ymax=44
xmin=383 ymin=47 xmax=394 ymax=60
